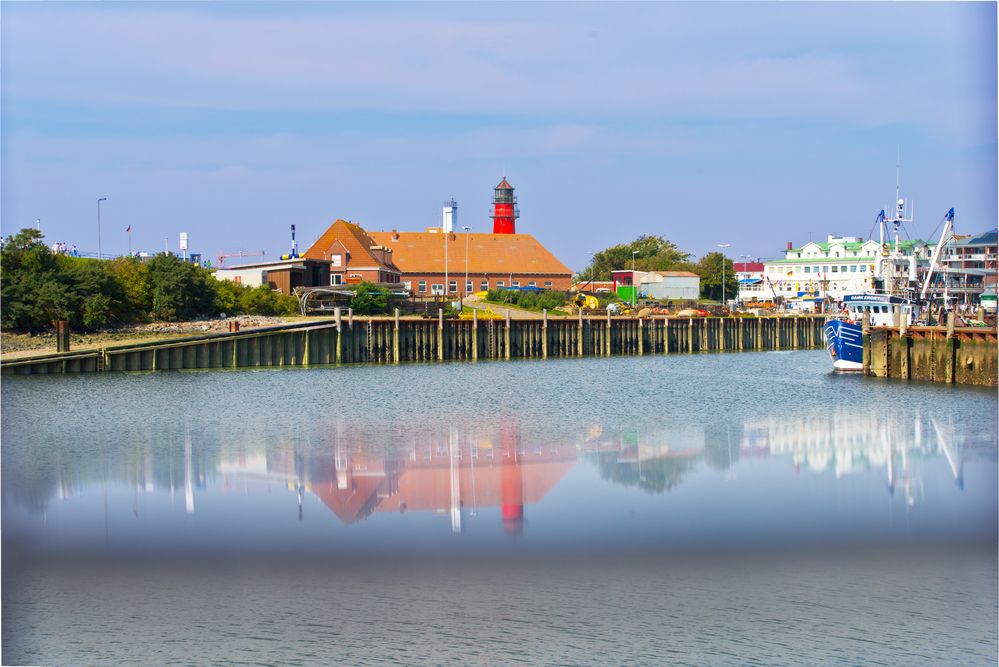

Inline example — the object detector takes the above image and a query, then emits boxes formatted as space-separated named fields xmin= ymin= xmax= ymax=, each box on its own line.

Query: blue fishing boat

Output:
xmin=824 ymin=293 xmax=917 ymax=370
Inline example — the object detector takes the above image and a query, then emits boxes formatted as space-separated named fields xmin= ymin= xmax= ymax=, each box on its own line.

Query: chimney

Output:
xmin=787 ymin=241 xmax=793 ymax=250
xmin=391 ymin=230 xmax=399 ymax=241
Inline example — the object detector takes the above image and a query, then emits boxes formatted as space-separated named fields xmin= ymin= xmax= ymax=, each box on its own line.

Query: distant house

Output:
xmin=214 ymin=257 xmax=331 ymax=294
xmin=611 ymin=270 xmax=700 ymax=301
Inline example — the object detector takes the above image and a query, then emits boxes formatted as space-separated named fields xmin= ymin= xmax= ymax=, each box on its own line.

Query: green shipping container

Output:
xmin=617 ymin=286 xmax=636 ymax=303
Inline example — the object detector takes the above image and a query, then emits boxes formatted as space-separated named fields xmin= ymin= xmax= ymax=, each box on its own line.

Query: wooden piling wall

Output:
xmin=2 ymin=315 xmax=826 ymax=376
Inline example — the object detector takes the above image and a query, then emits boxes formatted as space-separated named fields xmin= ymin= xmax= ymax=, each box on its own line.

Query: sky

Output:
xmin=2 ymin=2 xmax=996 ymax=272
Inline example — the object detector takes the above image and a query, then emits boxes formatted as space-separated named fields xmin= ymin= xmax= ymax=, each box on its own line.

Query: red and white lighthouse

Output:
xmin=490 ymin=177 xmax=520 ymax=234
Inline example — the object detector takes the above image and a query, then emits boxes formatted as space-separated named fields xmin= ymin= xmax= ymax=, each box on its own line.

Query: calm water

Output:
xmin=3 ymin=351 xmax=997 ymax=665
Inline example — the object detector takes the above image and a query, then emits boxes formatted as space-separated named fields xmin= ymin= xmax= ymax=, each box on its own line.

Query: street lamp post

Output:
xmin=97 ymin=197 xmax=108 ymax=259
xmin=717 ymin=243 xmax=731 ymax=306
xmin=631 ymin=250 xmax=639 ymax=307
xmin=462 ymin=226 xmax=471 ymax=295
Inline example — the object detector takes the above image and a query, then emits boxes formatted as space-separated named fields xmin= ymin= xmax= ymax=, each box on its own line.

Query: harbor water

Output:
xmin=3 ymin=351 xmax=997 ymax=665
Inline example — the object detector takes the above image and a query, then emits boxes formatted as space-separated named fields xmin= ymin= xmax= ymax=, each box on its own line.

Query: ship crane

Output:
xmin=217 ymin=250 xmax=266 ymax=267
xmin=920 ymin=208 xmax=956 ymax=301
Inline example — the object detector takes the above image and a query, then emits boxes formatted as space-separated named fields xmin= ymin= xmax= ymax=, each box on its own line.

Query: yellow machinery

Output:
xmin=573 ymin=293 xmax=599 ymax=310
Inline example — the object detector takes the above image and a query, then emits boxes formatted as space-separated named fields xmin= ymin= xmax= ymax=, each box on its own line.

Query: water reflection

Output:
xmin=3 ymin=406 xmax=994 ymax=550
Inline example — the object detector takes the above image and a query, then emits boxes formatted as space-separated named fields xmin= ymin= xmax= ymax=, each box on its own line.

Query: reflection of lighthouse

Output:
xmin=490 ymin=177 xmax=519 ymax=234
xmin=500 ymin=422 xmax=524 ymax=535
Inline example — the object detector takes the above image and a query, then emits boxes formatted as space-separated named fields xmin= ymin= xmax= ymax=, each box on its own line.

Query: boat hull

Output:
xmin=824 ymin=319 xmax=863 ymax=371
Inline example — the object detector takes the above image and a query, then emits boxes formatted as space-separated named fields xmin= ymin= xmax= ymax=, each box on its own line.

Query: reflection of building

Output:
xmin=223 ymin=421 xmax=578 ymax=534
xmin=743 ymin=411 xmax=967 ymax=505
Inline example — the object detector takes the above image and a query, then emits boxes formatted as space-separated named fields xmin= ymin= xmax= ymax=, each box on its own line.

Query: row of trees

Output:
xmin=577 ymin=234 xmax=739 ymax=302
xmin=1 ymin=228 xmax=299 ymax=333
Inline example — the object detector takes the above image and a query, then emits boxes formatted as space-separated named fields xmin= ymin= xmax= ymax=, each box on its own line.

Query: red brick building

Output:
xmin=368 ymin=229 xmax=572 ymax=296
xmin=302 ymin=219 xmax=401 ymax=285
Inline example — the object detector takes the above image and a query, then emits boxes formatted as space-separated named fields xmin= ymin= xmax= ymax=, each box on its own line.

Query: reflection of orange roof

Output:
xmin=368 ymin=232 xmax=572 ymax=276
xmin=378 ymin=459 xmax=575 ymax=513
xmin=495 ymin=177 xmax=513 ymax=190
xmin=303 ymin=219 xmax=399 ymax=270
xmin=311 ymin=476 xmax=386 ymax=524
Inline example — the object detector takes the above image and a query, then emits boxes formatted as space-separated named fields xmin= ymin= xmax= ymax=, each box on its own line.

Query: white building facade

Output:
xmin=763 ymin=235 xmax=934 ymax=302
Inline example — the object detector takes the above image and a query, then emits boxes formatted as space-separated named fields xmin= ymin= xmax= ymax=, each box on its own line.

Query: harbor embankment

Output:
xmin=1 ymin=311 xmax=824 ymax=375
xmin=863 ymin=317 xmax=998 ymax=387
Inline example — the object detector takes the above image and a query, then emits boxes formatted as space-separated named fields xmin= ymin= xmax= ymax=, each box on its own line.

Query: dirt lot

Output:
xmin=0 ymin=315 xmax=310 ymax=360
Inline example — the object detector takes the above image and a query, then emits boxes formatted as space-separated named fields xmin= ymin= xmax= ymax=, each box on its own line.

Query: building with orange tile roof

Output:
xmin=368 ymin=229 xmax=572 ymax=296
xmin=303 ymin=219 xmax=402 ymax=286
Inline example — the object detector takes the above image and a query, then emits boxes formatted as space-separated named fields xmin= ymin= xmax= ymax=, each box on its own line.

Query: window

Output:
xmin=813 ymin=266 xmax=819 ymax=273
xmin=331 ymin=254 xmax=342 ymax=267
xmin=850 ymin=266 xmax=857 ymax=272
xmin=418 ymin=280 xmax=426 ymax=293
xmin=528 ymin=281 xmax=537 ymax=287
xmin=860 ymin=265 xmax=867 ymax=272
xmin=465 ymin=280 xmax=473 ymax=293
xmin=449 ymin=280 xmax=457 ymax=293
xmin=497 ymin=280 xmax=505 ymax=287
xmin=841 ymin=266 xmax=847 ymax=272
xmin=804 ymin=267 xmax=810 ymax=273
xmin=544 ymin=281 xmax=552 ymax=287
xmin=403 ymin=280 xmax=412 ymax=291
xmin=480 ymin=280 xmax=489 ymax=291
xmin=331 ymin=274 xmax=343 ymax=285
xmin=831 ymin=266 xmax=838 ymax=272
xmin=512 ymin=281 xmax=521 ymax=288
xmin=234 ymin=276 xmax=242 ymax=284
xmin=431 ymin=284 xmax=444 ymax=295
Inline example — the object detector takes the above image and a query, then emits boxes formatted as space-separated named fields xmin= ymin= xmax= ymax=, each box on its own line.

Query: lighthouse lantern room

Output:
xmin=490 ymin=177 xmax=520 ymax=234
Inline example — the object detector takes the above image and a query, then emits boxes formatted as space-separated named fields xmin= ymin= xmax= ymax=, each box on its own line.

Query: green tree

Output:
xmin=0 ymin=228 xmax=73 ymax=332
xmin=62 ymin=258 xmax=127 ymax=330
xmin=694 ymin=252 xmax=738 ymax=303
xmin=580 ymin=235 xmax=691 ymax=282
xmin=147 ymin=253 xmax=217 ymax=321
xmin=349 ymin=282 xmax=390 ymax=315
xmin=108 ymin=257 xmax=152 ymax=322
xmin=238 ymin=284 xmax=298 ymax=316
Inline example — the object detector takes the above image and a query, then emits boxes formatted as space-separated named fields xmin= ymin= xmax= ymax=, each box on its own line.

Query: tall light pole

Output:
xmin=631 ymin=250 xmax=639 ymax=307
xmin=462 ymin=225 xmax=471 ymax=295
xmin=97 ymin=197 xmax=108 ymax=259
xmin=717 ymin=243 xmax=731 ymax=305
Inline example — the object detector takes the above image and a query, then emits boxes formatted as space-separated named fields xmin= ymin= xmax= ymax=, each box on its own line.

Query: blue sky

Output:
xmin=2 ymin=2 xmax=995 ymax=271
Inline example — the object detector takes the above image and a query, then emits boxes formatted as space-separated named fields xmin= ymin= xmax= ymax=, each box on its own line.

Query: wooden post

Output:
xmin=438 ymin=309 xmax=445 ymax=361
xmin=945 ymin=312 xmax=956 ymax=384
xmin=334 ymin=307 xmax=343 ymax=365
xmin=605 ymin=310 xmax=612 ymax=356
xmin=637 ymin=317 xmax=644 ymax=355
xmin=899 ymin=315 xmax=909 ymax=380
xmin=348 ymin=307 xmax=353 ymax=328
xmin=471 ymin=309 xmax=478 ymax=361
xmin=578 ymin=312 xmax=584 ymax=357
xmin=719 ymin=317 xmax=725 ymax=352
xmin=861 ymin=310 xmax=871 ymax=375
xmin=55 ymin=320 xmax=70 ymax=353
xmin=393 ymin=309 xmax=401 ymax=364
xmin=542 ymin=309 xmax=548 ymax=359
xmin=505 ymin=309 xmax=511 ymax=360
xmin=688 ymin=318 xmax=694 ymax=353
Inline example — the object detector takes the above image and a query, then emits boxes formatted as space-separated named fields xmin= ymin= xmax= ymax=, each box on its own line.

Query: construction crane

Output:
xmin=217 ymin=250 xmax=266 ymax=267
